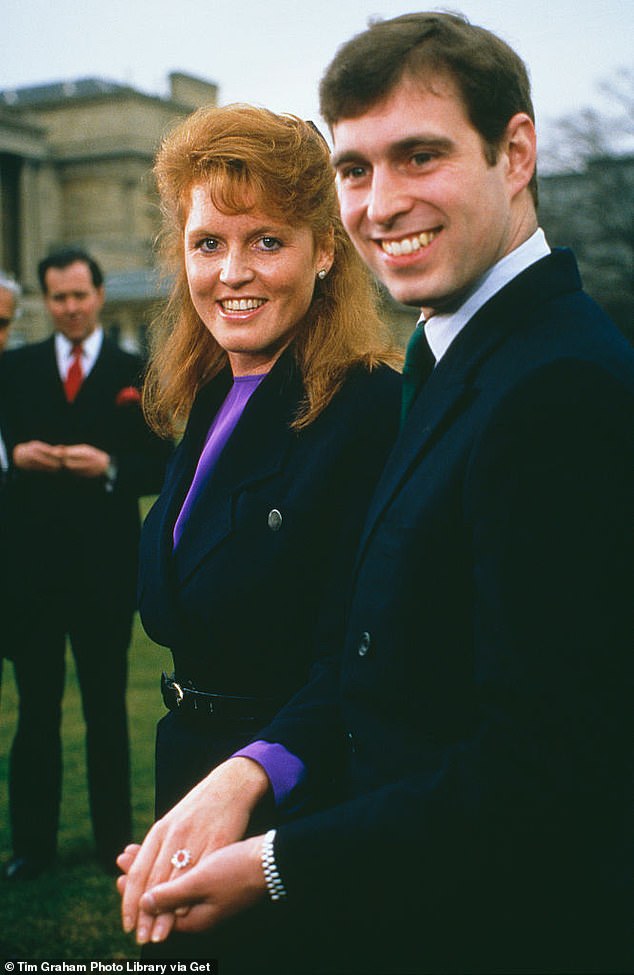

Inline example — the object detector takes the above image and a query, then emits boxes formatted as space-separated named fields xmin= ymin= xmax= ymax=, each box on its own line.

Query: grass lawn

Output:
xmin=0 ymin=612 xmax=173 ymax=960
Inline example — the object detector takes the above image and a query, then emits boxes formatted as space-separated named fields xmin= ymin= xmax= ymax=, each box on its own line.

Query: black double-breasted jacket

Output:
xmin=138 ymin=352 xmax=401 ymax=809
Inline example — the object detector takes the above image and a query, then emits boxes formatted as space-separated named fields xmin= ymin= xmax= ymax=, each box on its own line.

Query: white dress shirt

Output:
xmin=0 ymin=430 xmax=8 ymax=472
xmin=424 ymin=228 xmax=551 ymax=363
xmin=55 ymin=326 xmax=104 ymax=382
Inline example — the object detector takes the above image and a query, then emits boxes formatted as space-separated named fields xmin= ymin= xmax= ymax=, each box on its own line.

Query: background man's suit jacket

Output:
xmin=258 ymin=250 xmax=634 ymax=974
xmin=0 ymin=334 xmax=169 ymax=625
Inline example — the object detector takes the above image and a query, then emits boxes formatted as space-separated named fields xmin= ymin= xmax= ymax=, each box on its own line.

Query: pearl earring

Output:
xmin=317 ymin=269 xmax=327 ymax=280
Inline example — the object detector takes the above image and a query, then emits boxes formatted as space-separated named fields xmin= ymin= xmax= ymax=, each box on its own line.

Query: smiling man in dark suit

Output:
xmin=0 ymin=248 xmax=169 ymax=881
xmin=119 ymin=14 xmax=633 ymax=973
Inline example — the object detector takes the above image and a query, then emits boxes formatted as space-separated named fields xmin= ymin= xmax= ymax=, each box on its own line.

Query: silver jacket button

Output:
xmin=268 ymin=508 xmax=283 ymax=531
xmin=358 ymin=631 xmax=371 ymax=656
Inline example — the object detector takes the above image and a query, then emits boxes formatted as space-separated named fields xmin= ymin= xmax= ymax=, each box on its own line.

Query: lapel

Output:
xmin=149 ymin=367 xmax=232 ymax=574
xmin=139 ymin=369 xmax=231 ymax=645
xmin=34 ymin=336 xmax=67 ymax=406
xmin=140 ymin=367 xmax=231 ymax=636
xmin=171 ymin=351 xmax=303 ymax=585
xmin=70 ymin=336 xmax=120 ymax=419
xmin=354 ymin=248 xmax=582 ymax=566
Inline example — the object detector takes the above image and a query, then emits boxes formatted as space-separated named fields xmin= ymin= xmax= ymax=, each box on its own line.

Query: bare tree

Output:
xmin=539 ymin=68 xmax=634 ymax=341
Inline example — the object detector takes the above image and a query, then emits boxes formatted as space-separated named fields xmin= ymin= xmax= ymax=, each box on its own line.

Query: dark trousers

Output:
xmin=9 ymin=601 xmax=133 ymax=863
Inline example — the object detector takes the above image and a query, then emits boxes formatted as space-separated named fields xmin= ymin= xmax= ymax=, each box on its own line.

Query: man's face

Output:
xmin=332 ymin=75 xmax=525 ymax=315
xmin=0 ymin=286 xmax=15 ymax=354
xmin=43 ymin=260 xmax=104 ymax=342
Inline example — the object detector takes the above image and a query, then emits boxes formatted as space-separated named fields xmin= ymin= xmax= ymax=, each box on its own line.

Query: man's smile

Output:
xmin=380 ymin=229 xmax=440 ymax=256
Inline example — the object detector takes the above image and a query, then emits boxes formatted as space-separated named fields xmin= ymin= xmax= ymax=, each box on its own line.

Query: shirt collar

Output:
xmin=423 ymin=228 xmax=551 ymax=363
xmin=55 ymin=326 xmax=103 ymax=374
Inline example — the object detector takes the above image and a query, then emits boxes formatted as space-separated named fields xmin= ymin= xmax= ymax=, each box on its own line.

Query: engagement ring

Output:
xmin=170 ymin=848 xmax=193 ymax=869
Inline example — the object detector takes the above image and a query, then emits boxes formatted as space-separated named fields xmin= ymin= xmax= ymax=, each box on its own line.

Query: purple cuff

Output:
xmin=233 ymin=741 xmax=306 ymax=806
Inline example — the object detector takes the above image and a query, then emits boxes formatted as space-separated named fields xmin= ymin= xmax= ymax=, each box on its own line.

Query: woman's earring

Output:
xmin=317 ymin=269 xmax=328 ymax=280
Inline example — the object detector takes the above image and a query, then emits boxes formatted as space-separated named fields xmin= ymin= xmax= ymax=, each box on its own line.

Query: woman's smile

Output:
xmin=185 ymin=185 xmax=333 ymax=375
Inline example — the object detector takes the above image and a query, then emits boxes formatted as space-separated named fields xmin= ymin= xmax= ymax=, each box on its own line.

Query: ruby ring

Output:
xmin=170 ymin=848 xmax=193 ymax=869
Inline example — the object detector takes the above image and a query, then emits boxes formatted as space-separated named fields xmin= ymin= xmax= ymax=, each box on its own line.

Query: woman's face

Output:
xmin=184 ymin=184 xmax=333 ymax=375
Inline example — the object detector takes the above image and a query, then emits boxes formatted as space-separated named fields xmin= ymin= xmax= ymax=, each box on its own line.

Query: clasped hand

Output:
xmin=117 ymin=757 xmax=270 ymax=945
xmin=13 ymin=440 xmax=110 ymax=477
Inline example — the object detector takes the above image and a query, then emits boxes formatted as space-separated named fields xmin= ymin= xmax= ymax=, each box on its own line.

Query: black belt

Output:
xmin=161 ymin=672 xmax=279 ymax=723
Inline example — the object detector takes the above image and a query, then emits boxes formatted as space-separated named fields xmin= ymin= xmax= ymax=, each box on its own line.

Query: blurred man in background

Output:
xmin=0 ymin=272 xmax=19 ymax=358
xmin=0 ymin=248 xmax=169 ymax=881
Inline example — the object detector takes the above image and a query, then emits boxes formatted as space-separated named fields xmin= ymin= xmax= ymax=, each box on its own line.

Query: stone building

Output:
xmin=0 ymin=72 xmax=218 ymax=348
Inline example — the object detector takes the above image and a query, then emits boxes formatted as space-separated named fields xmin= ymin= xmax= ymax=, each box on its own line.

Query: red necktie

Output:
xmin=64 ymin=343 xmax=83 ymax=403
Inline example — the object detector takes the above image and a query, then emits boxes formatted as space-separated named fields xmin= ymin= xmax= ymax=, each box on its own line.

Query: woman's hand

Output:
xmin=118 ymin=757 xmax=270 ymax=944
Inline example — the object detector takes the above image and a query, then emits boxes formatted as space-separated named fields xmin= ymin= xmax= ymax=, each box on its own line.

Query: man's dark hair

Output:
xmin=320 ymin=11 xmax=538 ymax=205
xmin=38 ymin=247 xmax=104 ymax=293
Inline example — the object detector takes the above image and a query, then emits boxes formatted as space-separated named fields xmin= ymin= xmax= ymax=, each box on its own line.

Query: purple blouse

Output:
xmin=233 ymin=741 xmax=306 ymax=805
xmin=173 ymin=373 xmax=266 ymax=548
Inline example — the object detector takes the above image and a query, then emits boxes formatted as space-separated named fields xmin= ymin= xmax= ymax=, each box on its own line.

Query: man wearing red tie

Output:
xmin=0 ymin=248 xmax=169 ymax=881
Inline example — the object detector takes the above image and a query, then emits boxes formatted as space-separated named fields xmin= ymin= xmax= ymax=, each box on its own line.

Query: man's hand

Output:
xmin=13 ymin=440 xmax=65 ymax=472
xmin=118 ymin=757 xmax=270 ymax=944
xmin=132 ymin=836 xmax=268 ymax=945
xmin=12 ymin=441 xmax=111 ymax=478
xmin=61 ymin=444 xmax=110 ymax=478
xmin=117 ymin=837 xmax=267 ymax=945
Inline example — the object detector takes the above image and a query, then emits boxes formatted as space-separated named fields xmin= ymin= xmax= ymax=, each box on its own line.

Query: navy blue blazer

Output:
xmin=139 ymin=351 xmax=401 ymax=706
xmin=261 ymin=250 xmax=634 ymax=974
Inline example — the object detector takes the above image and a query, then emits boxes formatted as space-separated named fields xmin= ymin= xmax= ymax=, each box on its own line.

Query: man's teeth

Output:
xmin=221 ymin=298 xmax=266 ymax=311
xmin=381 ymin=231 xmax=438 ymax=256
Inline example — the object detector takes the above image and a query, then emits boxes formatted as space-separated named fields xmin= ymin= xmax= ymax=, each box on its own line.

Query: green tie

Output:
xmin=400 ymin=324 xmax=435 ymax=424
